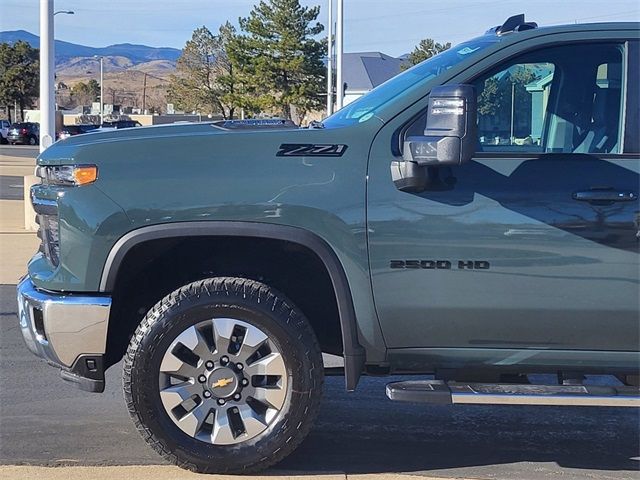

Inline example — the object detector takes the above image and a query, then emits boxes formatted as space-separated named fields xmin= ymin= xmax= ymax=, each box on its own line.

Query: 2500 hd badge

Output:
xmin=390 ymin=260 xmax=491 ymax=270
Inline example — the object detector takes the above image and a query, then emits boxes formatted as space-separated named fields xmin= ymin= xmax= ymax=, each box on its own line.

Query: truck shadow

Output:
xmin=277 ymin=376 xmax=640 ymax=476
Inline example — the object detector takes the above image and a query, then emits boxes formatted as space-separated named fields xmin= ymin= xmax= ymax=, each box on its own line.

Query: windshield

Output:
xmin=323 ymin=37 xmax=498 ymax=127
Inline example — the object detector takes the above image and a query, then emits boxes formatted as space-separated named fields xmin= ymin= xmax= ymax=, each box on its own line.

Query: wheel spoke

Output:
xmin=211 ymin=409 xmax=236 ymax=444
xmin=246 ymin=352 xmax=286 ymax=376
xmin=252 ymin=385 xmax=287 ymax=410
xmin=211 ymin=318 xmax=235 ymax=355
xmin=237 ymin=404 xmax=269 ymax=438
xmin=159 ymin=381 xmax=201 ymax=411
xmin=179 ymin=324 xmax=214 ymax=362
xmin=159 ymin=349 xmax=198 ymax=378
xmin=177 ymin=401 xmax=209 ymax=437
xmin=237 ymin=325 xmax=268 ymax=359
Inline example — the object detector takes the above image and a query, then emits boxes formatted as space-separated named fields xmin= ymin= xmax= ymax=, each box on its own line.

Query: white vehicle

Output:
xmin=0 ymin=119 xmax=11 ymax=144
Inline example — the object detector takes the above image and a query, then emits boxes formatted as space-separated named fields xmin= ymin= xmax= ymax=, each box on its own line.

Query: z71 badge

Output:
xmin=277 ymin=143 xmax=348 ymax=157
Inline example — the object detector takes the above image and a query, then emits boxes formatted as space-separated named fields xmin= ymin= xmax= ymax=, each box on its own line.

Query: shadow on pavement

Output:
xmin=279 ymin=375 xmax=640 ymax=477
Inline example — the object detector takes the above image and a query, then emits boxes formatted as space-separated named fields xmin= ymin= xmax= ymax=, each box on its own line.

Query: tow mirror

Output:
xmin=392 ymin=84 xmax=477 ymax=192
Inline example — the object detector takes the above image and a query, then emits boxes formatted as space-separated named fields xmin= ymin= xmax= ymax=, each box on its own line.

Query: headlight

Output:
xmin=36 ymin=165 xmax=98 ymax=186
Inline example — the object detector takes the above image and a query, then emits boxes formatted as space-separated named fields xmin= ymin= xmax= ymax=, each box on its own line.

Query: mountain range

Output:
xmin=0 ymin=30 xmax=181 ymax=65
xmin=0 ymin=29 xmax=179 ymax=97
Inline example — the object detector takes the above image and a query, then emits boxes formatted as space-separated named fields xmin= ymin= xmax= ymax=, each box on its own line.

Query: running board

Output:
xmin=385 ymin=380 xmax=640 ymax=407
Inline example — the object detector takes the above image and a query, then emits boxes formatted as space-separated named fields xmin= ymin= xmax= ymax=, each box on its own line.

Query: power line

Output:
xmin=348 ymin=0 xmax=515 ymax=22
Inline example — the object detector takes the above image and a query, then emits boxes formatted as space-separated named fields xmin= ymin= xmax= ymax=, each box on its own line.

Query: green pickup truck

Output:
xmin=17 ymin=15 xmax=640 ymax=473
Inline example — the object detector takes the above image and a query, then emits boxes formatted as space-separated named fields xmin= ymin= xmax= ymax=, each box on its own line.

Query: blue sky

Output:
xmin=1 ymin=0 xmax=639 ymax=56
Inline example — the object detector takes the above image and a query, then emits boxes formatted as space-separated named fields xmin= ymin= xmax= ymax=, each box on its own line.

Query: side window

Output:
xmin=477 ymin=62 xmax=554 ymax=152
xmin=474 ymin=43 xmax=624 ymax=154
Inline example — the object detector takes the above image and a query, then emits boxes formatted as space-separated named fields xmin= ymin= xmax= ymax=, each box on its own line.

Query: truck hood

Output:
xmin=36 ymin=120 xmax=309 ymax=166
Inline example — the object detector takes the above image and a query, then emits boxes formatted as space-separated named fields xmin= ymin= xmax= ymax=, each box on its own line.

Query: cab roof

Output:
xmin=484 ymin=13 xmax=638 ymax=38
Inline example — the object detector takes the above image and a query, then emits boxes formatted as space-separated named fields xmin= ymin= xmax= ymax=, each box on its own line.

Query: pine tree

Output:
xmin=403 ymin=39 xmax=451 ymax=70
xmin=168 ymin=24 xmax=238 ymax=119
xmin=228 ymin=0 xmax=325 ymax=122
xmin=0 ymin=41 xmax=39 ymax=121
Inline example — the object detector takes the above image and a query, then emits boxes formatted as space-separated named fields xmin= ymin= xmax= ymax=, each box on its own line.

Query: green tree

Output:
xmin=228 ymin=0 xmax=326 ymax=122
xmin=403 ymin=38 xmax=451 ymax=69
xmin=0 ymin=41 xmax=39 ymax=121
xmin=70 ymin=79 xmax=100 ymax=107
xmin=478 ymin=67 xmax=537 ymax=117
xmin=168 ymin=24 xmax=238 ymax=119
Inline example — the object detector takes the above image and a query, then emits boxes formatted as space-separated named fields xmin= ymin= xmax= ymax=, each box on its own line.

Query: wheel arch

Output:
xmin=100 ymin=221 xmax=366 ymax=390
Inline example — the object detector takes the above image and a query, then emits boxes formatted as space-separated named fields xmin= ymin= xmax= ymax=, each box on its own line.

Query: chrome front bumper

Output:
xmin=17 ymin=277 xmax=111 ymax=391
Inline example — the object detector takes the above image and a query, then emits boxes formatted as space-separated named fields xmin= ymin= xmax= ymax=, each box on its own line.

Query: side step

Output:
xmin=385 ymin=380 xmax=640 ymax=407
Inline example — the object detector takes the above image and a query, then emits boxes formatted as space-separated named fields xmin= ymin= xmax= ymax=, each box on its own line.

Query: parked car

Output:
xmin=57 ymin=124 xmax=99 ymax=141
xmin=18 ymin=16 xmax=640 ymax=474
xmin=7 ymin=122 xmax=39 ymax=145
xmin=0 ymin=119 xmax=11 ymax=144
xmin=101 ymin=120 xmax=142 ymax=129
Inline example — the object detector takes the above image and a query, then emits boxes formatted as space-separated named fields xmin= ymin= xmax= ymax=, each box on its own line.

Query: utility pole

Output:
xmin=335 ymin=0 xmax=344 ymax=110
xmin=39 ymin=0 xmax=55 ymax=152
xmin=326 ymin=0 xmax=333 ymax=116
xmin=142 ymin=72 xmax=147 ymax=114
xmin=94 ymin=55 xmax=104 ymax=124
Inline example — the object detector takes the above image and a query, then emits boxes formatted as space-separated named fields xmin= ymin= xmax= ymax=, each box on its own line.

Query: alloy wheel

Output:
xmin=158 ymin=317 xmax=288 ymax=445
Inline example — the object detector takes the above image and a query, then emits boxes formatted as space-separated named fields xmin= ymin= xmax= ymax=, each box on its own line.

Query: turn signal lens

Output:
xmin=73 ymin=166 xmax=98 ymax=185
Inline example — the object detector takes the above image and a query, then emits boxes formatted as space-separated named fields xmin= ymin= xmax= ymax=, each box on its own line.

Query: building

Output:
xmin=342 ymin=52 xmax=404 ymax=105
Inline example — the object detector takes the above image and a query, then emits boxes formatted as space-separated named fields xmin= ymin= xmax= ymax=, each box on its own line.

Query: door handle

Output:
xmin=572 ymin=188 xmax=637 ymax=204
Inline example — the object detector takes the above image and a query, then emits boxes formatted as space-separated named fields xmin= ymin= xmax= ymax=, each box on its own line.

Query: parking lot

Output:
xmin=0 ymin=145 xmax=638 ymax=480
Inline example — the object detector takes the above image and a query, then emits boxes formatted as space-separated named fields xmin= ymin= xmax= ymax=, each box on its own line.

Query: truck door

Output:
xmin=367 ymin=40 xmax=639 ymax=353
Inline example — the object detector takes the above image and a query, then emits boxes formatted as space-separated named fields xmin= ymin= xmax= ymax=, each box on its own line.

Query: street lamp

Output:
xmin=326 ymin=0 xmax=333 ymax=116
xmin=94 ymin=56 xmax=104 ymax=125
xmin=335 ymin=0 xmax=344 ymax=110
xmin=39 ymin=1 xmax=74 ymax=152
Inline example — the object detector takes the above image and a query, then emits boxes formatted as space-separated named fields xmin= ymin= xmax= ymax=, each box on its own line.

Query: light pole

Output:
xmin=326 ymin=0 xmax=333 ymax=117
xmin=39 ymin=0 xmax=54 ymax=152
xmin=39 ymin=1 xmax=73 ymax=152
xmin=94 ymin=55 xmax=104 ymax=125
xmin=335 ymin=0 xmax=344 ymax=110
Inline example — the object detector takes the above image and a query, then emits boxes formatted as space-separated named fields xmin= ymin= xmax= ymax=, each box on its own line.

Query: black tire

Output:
xmin=123 ymin=277 xmax=324 ymax=473
xmin=28 ymin=136 xmax=36 ymax=145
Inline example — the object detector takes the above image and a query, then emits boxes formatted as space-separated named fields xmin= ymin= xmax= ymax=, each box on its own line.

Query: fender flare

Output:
xmin=100 ymin=221 xmax=366 ymax=390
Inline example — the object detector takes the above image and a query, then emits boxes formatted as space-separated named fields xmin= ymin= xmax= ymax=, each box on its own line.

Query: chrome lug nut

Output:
xmin=233 ymin=393 xmax=241 ymax=401
xmin=205 ymin=361 xmax=214 ymax=370
xmin=217 ymin=398 xmax=226 ymax=406
xmin=236 ymin=363 xmax=244 ymax=371
xmin=198 ymin=375 xmax=207 ymax=383
xmin=203 ymin=390 xmax=212 ymax=398
xmin=241 ymin=378 xmax=249 ymax=387
xmin=221 ymin=356 xmax=229 ymax=365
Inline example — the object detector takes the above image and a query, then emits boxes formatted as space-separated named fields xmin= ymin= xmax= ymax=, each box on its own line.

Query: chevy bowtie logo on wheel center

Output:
xmin=212 ymin=377 xmax=234 ymax=389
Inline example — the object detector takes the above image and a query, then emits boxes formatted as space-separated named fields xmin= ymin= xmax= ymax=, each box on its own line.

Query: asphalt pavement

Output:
xmin=0 ymin=145 xmax=39 ymax=159
xmin=0 ymin=175 xmax=23 ymax=200
xmin=1 ymin=284 xmax=638 ymax=479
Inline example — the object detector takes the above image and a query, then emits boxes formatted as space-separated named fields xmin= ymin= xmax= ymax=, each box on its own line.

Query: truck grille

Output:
xmin=31 ymin=190 xmax=61 ymax=268
xmin=36 ymin=213 xmax=60 ymax=267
